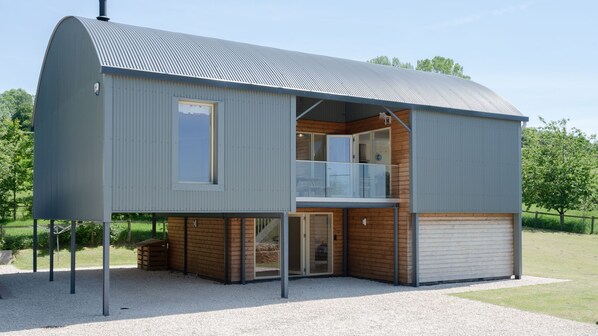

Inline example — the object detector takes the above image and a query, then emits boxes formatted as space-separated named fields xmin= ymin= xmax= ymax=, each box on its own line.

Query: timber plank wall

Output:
xmin=298 ymin=111 xmax=412 ymax=284
xmin=168 ymin=217 xmax=255 ymax=283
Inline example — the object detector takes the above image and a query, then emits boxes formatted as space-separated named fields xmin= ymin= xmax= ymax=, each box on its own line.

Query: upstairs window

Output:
xmin=178 ymin=100 xmax=214 ymax=183
xmin=173 ymin=98 xmax=223 ymax=190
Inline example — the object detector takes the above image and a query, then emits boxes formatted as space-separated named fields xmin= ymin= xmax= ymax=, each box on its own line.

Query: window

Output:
xmin=173 ymin=98 xmax=223 ymax=190
xmin=295 ymin=132 xmax=326 ymax=161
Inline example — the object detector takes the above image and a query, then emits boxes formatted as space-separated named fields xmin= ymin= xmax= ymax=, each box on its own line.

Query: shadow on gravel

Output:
xmin=0 ymin=267 xmax=513 ymax=333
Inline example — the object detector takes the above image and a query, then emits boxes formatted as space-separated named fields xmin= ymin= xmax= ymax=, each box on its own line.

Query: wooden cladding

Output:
xmin=298 ymin=111 xmax=413 ymax=284
xmin=167 ymin=217 xmax=254 ymax=283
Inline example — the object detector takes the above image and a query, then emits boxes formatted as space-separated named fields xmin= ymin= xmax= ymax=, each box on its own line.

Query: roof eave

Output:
xmin=101 ymin=66 xmax=529 ymax=122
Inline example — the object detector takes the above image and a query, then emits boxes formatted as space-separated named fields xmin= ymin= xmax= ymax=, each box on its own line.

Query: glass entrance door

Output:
xmin=308 ymin=214 xmax=332 ymax=274
xmin=326 ymin=135 xmax=353 ymax=197
xmin=286 ymin=213 xmax=333 ymax=276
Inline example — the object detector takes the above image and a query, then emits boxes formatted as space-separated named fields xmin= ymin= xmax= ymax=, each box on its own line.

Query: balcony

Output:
xmin=296 ymin=160 xmax=399 ymax=201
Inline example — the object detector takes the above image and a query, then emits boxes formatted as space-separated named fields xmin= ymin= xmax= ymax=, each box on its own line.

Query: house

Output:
xmin=33 ymin=16 xmax=528 ymax=316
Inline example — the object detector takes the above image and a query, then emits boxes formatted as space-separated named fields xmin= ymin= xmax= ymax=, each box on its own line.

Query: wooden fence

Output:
xmin=523 ymin=210 xmax=596 ymax=234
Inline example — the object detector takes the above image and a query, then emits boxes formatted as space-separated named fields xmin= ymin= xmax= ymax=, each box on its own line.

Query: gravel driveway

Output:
xmin=0 ymin=266 xmax=596 ymax=335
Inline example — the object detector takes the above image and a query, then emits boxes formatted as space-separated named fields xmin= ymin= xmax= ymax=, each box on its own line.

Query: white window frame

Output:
xmin=172 ymin=97 xmax=224 ymax=191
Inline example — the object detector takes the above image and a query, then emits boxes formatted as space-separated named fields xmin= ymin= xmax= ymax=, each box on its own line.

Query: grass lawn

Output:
xmin=454 ymin=229 xmax=598 ymax=324
xmin=12 ymin=246 xmax=138 ymax=270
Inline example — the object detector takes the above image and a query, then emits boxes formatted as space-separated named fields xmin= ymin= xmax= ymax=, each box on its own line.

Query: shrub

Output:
xmin=0 ymin=237 xmax=5 ymax=250
xmin=522 ymin=214 xmax=588 ymax=234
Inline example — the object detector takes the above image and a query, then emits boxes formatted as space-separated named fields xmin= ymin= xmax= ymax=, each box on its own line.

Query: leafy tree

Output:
xmin=522 ymin=118 xmax=598 ymax=228
xmin=0 ymin=89 xmax=34 ymax=131
xmin=416 ymin=56 xmax=470 ymax=79
xmin=0 ymin=118 xmax=34 ymax=220
xmin=368 ymin=55 xmax=470 ymax=79
xmin=367 ymin=56 xmax=414 ymax=69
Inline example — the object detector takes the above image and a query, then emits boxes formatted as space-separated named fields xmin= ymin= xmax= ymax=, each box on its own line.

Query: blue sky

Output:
xmin=1 ymin=0 xmax=596 ymax=135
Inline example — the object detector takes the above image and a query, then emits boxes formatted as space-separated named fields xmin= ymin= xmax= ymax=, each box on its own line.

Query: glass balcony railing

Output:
xmin=296 ymin=160 xmax=399 ymax=199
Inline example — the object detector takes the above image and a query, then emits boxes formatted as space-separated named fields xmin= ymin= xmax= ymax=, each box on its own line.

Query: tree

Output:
xmin=0 ymin=89 xmax=34 ymax=131
xmin=522 ymin=118 xmax=598 ymax=228
xmin=0 ymin=118 xmax=34 ymax=220
xmin=368 ymin=55 xmax=470 ymax=79
xmin=367 ymin=56 xmax=414 ymax=69
xmin=416 ymin=56 xmax=471 ymax=79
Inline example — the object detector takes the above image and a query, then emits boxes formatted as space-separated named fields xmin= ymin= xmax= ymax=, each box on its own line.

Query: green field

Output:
xmin=455 ymin=229 xmax=598 ymax=324
xmin=1 ymin=220 xmax=164 ymax=269
xmin=12 ymin=246 xmax=137 ymax=270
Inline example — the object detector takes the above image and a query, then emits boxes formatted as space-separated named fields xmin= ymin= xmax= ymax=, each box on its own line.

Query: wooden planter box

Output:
xmin=137 ymin=239 xmax=168 ymax=271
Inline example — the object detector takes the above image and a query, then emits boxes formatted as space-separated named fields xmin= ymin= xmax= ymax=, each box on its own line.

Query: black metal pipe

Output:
xmin=97 ymin=0 xmax=110 ymax=21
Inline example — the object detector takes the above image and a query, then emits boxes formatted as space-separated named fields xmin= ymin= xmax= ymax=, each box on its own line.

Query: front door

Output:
xmin=288 ymin=213 xmax=333 ymax=276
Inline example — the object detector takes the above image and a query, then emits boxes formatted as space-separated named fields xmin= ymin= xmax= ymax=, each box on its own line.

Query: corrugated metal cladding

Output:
xmin=70 ymin=16 xmax=525 ymax=119
xmin=110 ymin=76 xmax=293 ymax=213
xmin=412 ymin=110 xmax=521 ymax=213
xmin=33 ymin=18 xmax=106 ymax=221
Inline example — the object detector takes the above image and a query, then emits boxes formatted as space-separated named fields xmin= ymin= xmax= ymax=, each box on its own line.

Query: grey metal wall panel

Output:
xmin=412 ymin=110 xmax=521 ymax=213
xmin=33 ymin=17 xmax=106 ymax=221
xmin=110 ymin=76 xmax=293 ymax=213
xmin=70 ymin=16 xmax=525 ymax=120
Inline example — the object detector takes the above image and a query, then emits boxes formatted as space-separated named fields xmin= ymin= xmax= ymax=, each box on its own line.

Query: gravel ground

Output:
xmin=0 ymin=266 xmax=596 ymax=336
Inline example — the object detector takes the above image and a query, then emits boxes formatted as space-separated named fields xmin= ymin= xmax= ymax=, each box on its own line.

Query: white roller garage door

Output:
xmin=419 ymin=214 xmax=514 ymax=283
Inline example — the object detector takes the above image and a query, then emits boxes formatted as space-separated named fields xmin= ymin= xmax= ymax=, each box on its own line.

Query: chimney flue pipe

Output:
xmin=97 ymin=0 xmax=109 ymax=21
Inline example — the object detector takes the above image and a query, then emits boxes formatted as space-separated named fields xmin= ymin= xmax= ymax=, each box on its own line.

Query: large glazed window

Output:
xmin=173 ymin=98 xmax=223 ymax=190
xmin=178 ymin=100 xmax=213 ymax=183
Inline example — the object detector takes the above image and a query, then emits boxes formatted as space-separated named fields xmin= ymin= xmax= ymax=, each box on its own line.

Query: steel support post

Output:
xmin=183 ymin=217 xmax=188 ymax=275
xmin=514 ymin=213 xmax=522 ymax=279
xmin=102 ymin=222 xmax=110 ymax=316
xmin=70 ymin=220 xmax=76 ymax=294
xmin=280 ymin=213 xmax=289 ymax=298
xmin=241 ymin=218 xmax=246 ymax=285
xmin=342 ymin=208 xmax=348 ymax=277
xmin=393 ymin=206 xmax=399 ymax=286
xmin=49 ymin=220 xmax=54 ymax=282
xmin=151 ymin=213 xmax=157 ymax=239
xmin=224 ymin=218 xmax=229 ymax=284
xmin=33 ymin=219 xmax=38 ymax=273
xmin=412 ymin=213 xmax=419 ymax=287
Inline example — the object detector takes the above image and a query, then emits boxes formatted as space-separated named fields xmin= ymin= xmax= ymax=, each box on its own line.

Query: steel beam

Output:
xmin=70 ymin=220 xmax=76 ymax=294
xmin=33 ymin=219 xmax=37 ymax=273
xmin=296 ymin=99 xmax=323 ymax=120
xmin=241 ymin=218 xmax=246 ymax=285
xmin=382 ymin=106 xmax=411 ymax=133
xmin=514 ymin=213 xmax=522 ymax=279
xmin=280 ymin=213 xmax=289 ymax=298
xmin=49 ymin=220 xmax=54 ymax=282
xmin=343 ymin=208 xmax=348 ymax=277
xmin=102 ymin=222 xmax=110 ymax=316
xmin=183 ymin=217 xmax=188 ymax=275
xmin=412 ymin=213 xmax=419 ymax=287
xmin=224 ymin=218 xmax=229 ymax=284
xmin=393 ymin=206 xmax=399 ymax=286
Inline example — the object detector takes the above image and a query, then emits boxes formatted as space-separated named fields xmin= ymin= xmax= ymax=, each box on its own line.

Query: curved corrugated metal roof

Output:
xmin=72 ymin=16 xmax=525 ymax=120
